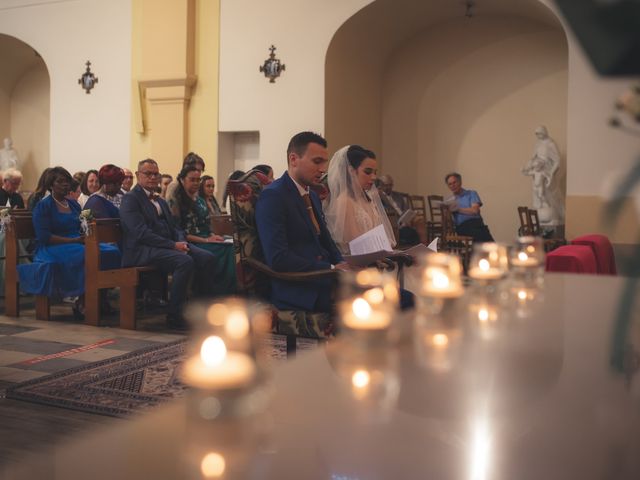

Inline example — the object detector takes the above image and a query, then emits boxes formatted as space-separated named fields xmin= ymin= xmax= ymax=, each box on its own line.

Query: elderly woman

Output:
xmin=84 ymin=164 xmax=124 ymax=218
xmin=169 ymin=164 xmax=236 ymax=296
xmin=78 ymin=169 xmax=99 ymax=208
xmin=17 ymin=167 xmax=121 ymax=317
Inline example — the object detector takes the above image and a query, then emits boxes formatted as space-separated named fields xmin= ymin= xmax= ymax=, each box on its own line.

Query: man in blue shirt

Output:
xmin=444 ymin=172 xmax=494 ymax=242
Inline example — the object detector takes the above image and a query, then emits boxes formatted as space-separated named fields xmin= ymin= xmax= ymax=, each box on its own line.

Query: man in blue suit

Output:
xmin=256 ymin=132 xmax=349 ymax=312
xmin=120 ymin=158 xmax=217 ymax=329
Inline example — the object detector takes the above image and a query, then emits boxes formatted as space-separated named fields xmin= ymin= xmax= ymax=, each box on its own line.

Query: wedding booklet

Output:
xmin=343 ymin=224 xmax=393 ymax=267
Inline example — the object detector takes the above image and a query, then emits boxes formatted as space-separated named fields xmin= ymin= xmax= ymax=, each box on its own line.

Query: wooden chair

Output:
xmin=427 ymin=195 xmax=444 ymax=243
xmin=517 ymin=206 xmax=533 ymax=236
xmin=4 ymin=212 xmax=50 ymax=319
xmin=527 ymin=208 xmax=565 ymax=252
xmin=409 ymin=195 xmax=427 ymax=221
xmin=228 ymin=169 xmax=338 ymax=339
xmin=211 ymin=214 xmax=234 ymax=236
xmin=439 ymin=204 xmax=473 ymax=271
xmin=84 ymin=218 xmax=159 ymax=329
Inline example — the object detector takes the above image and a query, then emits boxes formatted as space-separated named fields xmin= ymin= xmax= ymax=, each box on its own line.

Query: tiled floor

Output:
xmin=0 ymin=303 xmax=185 ymax=467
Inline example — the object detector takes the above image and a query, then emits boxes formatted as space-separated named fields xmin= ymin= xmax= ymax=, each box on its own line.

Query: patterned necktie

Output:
xmin=302 ymin=193 xmax=320 ymax=235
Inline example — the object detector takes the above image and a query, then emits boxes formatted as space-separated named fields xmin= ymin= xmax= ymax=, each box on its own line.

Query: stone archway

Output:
xmin=325 ymin=0 xmax=568 ymax=242
xmin=0 ymin=34 xmax=50 ymax=190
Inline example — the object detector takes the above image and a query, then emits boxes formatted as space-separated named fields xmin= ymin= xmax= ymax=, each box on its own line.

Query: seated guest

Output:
xmin=222 ymin=170 xmax=245 ymax=214
xmin=256 ymin=132 xmax=348 ymax=312
xmin=199 ymin=175 xmax=224 ymax=216
xmin=169 ymin=165 xmax=236 ymax=296
xmin=377 ymin=173 xmax=424 ymax=245
xmin=121 ymin=168 xmax=134 ymax=193
xmin=0 ymin=168 xmax=25 ymax=208
xmin=78 ymin=169 xmax=99 ymax=208
xmin=119 ymin=158 xmax=218 ymax=329
xmin=252 ymin=164 xmax=274 ymax=181
xmin=325 ymin=145 xmax=396 ymax=254
xmin=84 ymin=164 xmax=125 ymax=218
xmin=160 ymin=174 xmax=173 ymax=198
xmin=28 ymin=167 xmax=53 ymax=210
xmin=165 ymin=152 xmax=205 ymax=207
xmin=17 ymin=167 xmax=121 ymax=317
xmin=444 ymin=172 xmax=494 ymax=242
xmin=67 ymin=179 xmax=81 ymax=203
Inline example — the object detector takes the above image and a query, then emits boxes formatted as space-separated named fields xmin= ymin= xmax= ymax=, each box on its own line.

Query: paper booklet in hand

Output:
xmin=343 ymin=224 xmax=393 ymax=267
xmin=398 ymin=209 xmax=416 ymax=228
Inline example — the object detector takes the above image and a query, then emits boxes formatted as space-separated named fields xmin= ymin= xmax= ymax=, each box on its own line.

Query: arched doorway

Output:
xmin=325 ymin=0 xmax=568 ymax=241
xmin=0 ymin=34 xmax=50 ymax=190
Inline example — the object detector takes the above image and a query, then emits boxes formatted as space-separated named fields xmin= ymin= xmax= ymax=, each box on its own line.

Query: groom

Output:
xmin=256 ymin=132 xmax=349 ymax=312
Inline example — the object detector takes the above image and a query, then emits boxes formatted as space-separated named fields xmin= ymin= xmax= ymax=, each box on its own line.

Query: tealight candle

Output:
xmin=510 ymin=251 xmax=539 ymax=268
xmin=468 ymin=243 xmax=508 ymax=282
xmin=342 ymin=297 xmax=391 ymax=330
xmin=468 ymin=259 xmax=504 ymax=280
xmin=182 ymin=335 xmax=256 ymax=390
xmin=422 ymin=267 xmax=464 ymax=298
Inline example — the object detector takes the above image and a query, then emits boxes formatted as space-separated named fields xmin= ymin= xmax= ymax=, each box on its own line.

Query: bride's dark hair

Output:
xmin=346 ymin=145 xmax=376 ymax=170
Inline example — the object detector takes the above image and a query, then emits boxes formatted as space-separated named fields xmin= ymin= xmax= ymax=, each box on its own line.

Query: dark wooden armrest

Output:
xmin=244 ymin=257 xmax=337 ymax=282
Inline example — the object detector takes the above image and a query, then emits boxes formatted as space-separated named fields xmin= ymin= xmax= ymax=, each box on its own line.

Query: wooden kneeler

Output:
xmin=84 ymin=219 xmax=156 ymax=330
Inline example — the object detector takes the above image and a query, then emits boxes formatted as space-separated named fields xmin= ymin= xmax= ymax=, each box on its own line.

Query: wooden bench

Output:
xmin=4 ymin=212 xmax=52 ymax=320
xmin=84 ymin=218 xmax=159 ymax=329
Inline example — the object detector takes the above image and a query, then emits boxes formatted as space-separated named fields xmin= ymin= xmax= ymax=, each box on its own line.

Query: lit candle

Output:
xmin=422 ymin=267 xmax=464 ymax=298
xmin=182 ymin=336 xmax=256 ymax=390
xmin=343 ymin=297 xmax=391 ymax=330
xmin=468 ymin=258 xmax=504 ymax=280
xmin=510 ymin=251 xmax=539 ymax=267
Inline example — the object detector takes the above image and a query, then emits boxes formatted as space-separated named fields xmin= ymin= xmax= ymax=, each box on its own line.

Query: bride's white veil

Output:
xmin=324 ymin=145 xmax=396 ymax=251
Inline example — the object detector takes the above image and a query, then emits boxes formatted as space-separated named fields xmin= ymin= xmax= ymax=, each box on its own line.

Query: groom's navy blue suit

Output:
xmin=256 ymin=172 xmax=342 ymax=311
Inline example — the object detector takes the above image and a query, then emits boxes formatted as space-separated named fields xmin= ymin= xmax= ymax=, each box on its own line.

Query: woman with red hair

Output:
xmin=84 ymin=164 xmax=125 ymax=218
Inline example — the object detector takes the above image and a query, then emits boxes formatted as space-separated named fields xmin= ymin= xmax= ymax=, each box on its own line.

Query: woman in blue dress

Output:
xmin=18 ymin=167 xmax=121 ymax=316
xmin=168 ymin=164 xmax=237 ymax=296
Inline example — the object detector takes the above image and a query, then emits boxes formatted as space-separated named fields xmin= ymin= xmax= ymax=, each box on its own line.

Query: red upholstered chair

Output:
xmin=571 ymin=234 xmax=617 ymax=275
xmin=545 ymin=245 xmax=598 ymax=274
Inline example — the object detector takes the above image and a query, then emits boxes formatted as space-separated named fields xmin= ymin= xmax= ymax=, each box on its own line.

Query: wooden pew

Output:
xmin=84 ymin=218 xmax=158 ymax=329
xmin=4 ymin=212 xmax=51 ymax=320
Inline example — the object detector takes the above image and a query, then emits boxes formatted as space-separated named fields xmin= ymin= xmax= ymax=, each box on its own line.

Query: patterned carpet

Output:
xmin=4 ymin=334 xmax=315 ymax=418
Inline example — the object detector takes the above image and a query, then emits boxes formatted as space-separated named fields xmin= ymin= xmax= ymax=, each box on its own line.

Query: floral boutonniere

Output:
xmin=79 ymin=209 xmax=94 ymax=236
xmin=0 ymin=207 xmax=10 ymax=234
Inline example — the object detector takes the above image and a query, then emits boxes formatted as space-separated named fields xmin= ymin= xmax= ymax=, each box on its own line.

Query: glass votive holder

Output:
xmin=467 ymin=242 xmax=509 ymax=286
xmin=338 ymin=268 xmax=400 ymax=344
xmin=417 ymin=252 xmax=464 ymax=315
xmin=181 ymin=299 xmax=271 ymax=421
xmin=414 ymin=312 xmax=464 ymax=373
xmin=509 ymin=236 xmax=545 ymax=285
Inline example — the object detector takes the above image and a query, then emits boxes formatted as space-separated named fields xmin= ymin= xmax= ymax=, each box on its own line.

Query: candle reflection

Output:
xmin=469 ymin=417 xmax=492 ymax=480
xmin=200 ymin=451 xmax=226 ymax=478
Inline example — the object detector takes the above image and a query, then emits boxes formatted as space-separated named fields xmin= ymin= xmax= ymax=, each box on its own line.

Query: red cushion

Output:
xmin=545 ymin=245 xmax=598 ymax=274
xmin=571 ymin=234 xmax=617 ymax=275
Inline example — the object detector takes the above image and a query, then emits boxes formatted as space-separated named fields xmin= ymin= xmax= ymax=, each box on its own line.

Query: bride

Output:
xmin=324 ymin=145 xmax=396 ymax=254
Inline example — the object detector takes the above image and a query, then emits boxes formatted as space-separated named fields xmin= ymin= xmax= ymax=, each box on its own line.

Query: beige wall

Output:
xmin=219 ymin=0 xmax=372 ymax=175
xmin=131 ymin=0 xmax=219 ymax=179
xmin=10 ymin=64 xmax=50 ymax=191
xmin=381 ymin=16 xmax=568 ymax=242
xmin=0 ymin=0 xmax=132 ymax=175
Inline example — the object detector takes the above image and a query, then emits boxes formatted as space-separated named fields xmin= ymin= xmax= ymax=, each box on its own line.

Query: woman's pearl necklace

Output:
xmin=53 ymin=196 xmax=69 ymax=209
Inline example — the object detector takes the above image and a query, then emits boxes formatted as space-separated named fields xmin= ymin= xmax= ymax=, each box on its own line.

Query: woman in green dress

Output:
xmin=168 ymin=164 xmax=237 ymax=296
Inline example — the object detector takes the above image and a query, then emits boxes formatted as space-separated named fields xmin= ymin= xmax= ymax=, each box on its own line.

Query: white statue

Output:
xmin=522 ymin=126 xmax=563 ymax=225
xmin=0 ymin=137 xmax=19 ymax=172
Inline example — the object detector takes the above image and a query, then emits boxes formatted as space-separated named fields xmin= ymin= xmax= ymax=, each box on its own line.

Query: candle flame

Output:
xmin=200 ymin=451 xmax=226 ymax=478
xmin=517 ymin=290 xmax=527 ymax=300
xmin=432 ymin=271 xmax=450 ymax=289
xmin=478 ymin=308 xmax=489 ymax=322
xmin=201 ymin=336 xmax=227 ymax=367
xmin=352 ymin=298 xmax=372 ymax=319
xmin=432 ymin=333 xmax=449 ymax=347
xmin=478 ymin=259 xmax=490 ymax=271
xmin=351 ymin=369 xmax=371 ymax=389
xmin=517 ymin=252 xmax=528 ymax=262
